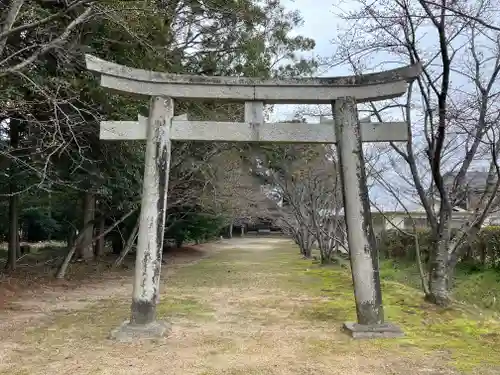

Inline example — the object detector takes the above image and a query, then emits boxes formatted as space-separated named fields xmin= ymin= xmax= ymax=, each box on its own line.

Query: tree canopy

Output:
xmin=0 ymin=0 xmax=318 ymax=270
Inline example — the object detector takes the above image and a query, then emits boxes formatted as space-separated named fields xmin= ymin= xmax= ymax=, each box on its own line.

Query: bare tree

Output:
xmin=332 ymin=0 xmax=500 ymax=305
xmin=251 ymin=143 xmax=345 ymax=262
xmin=420 ymin=0 xmax=500 ymax=32
xmin=201 ymin=148 xmax=276 ymax=235
xmin=304 ymin=157 xmax=345 ymax=263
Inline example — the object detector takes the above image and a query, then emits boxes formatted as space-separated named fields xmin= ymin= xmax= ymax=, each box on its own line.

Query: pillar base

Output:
xmin=109 ymin=320 xmax=171 ymax=342
xmin=343 ymin=322 xmax=404 ymax=339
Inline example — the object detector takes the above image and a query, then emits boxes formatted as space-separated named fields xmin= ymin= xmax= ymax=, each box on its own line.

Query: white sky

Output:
xmin=272 ymin=0 xmax=345 ymax=121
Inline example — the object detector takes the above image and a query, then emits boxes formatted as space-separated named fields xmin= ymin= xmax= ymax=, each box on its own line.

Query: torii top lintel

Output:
xmin=85 ymin=54 xmax=422 ymax=104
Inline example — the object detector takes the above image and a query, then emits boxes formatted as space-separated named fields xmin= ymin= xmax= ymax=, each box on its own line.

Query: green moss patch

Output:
xmin=156 ymin=295 xmax=214 ymax=320
xmin=165 ymin=242 xmax=500 ymax=373
xmin=282 ymin=255 xmax=500 ymax=373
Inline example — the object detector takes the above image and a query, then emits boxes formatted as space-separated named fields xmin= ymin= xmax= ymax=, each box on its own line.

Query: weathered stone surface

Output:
xmin=130 ymin=97 xmax=173 ymax=326
xmin=87 ymin=51 xmax=422 ymax=340
xmin=109 ymin=320 xmax=171 ymax=342
xmin=86 ymin=54 xmax=421 ymax=86
xmin=130 ymin=299 xmax=156 ymax=325
xmin=343 ymin=322 xmax=404 ymax=339
xmin=333 ymin=97 xmax=385 ymax=326
xmin=85 ymin=54 xmax=421 ymax=103
xmin=100 ymin=118 xmax=408 ymax=143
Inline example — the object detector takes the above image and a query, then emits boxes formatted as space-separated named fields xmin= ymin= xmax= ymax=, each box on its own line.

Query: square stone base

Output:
xmin=343 ymin=322 xmax=404 ymax=339
xmin=109 ymin=320 xmax=171 ymax=342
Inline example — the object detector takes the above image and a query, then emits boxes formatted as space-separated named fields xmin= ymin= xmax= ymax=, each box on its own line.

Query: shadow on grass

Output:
xmin=22 ymin=295 xmax=215 ymax=348
xmin=0 ymin=242 xmax=211 ymax=311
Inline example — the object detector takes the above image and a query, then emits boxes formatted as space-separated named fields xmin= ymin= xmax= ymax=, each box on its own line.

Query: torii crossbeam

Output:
xmin=100 ymin=113 xmax=407 ymax=142
xmin=85 ymin=54 xmax=421 ymax=341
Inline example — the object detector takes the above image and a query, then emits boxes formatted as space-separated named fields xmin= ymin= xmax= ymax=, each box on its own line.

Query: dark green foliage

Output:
xmin=165 ymin=210 xmax=225 ymax=247
xmin=21 ymin=208 xmax=60 ymax=242
xmin=378 ymin=229 xmax=434 ymax=262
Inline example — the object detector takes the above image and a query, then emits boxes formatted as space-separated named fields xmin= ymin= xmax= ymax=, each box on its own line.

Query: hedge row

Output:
xmin=377 ymin=226 xmax=500 ymax=268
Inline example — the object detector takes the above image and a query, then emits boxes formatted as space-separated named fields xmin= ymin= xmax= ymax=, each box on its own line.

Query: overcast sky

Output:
xmin=272 ymin=0 xmax=343 ymax=121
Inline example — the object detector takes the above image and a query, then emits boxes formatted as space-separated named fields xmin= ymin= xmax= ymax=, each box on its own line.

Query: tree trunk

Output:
xmin=298 ymin=230 xmax=312 ymax=258
xmin=56 ymin=229 xmax=88 ymax=279
xmin=113 ymin=218 xmax=140 ymax=268
xmin=303 ymin=245 xmax=312 ymax=258
xmin=76 ymin=191 xmax=95 ymax=260
xmin=0 ymin=0 xmax=25 ymax=56
xmin=480 ymin=243 xmax=487 ymax=266
xmin=6 ymin=193 xmax=19 ymax=270
xmin=414 ymin=233 xmax=430 ymax=296
xmin=67 ymin=227 xmax=76 ymax=248
xmin=426 ymin=239 xmax=450 ymax=306
xmin=5 ymin=118 xmax=20 ymax=271
xmin=57 ymin=208 xmax=137 ymax=278
xmin=299 ymin=226 xmax=312 ymax=258
xmin=47 ymin=185 xmax=52 ymax=241
xmin=15 ymin=232 xmax=21 ymax=259
xmin=228 ymin=221 xmax=233 ymax=238
xmin=94 ymin=215 xmax=105 ymax=257
xmin=294 ymin=231 xmax=303 ymax=255
xmin=111 ymin=232 xmax=123 ymax=255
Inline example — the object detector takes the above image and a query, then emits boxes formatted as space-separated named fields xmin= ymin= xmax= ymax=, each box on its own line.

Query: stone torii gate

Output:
xmin=85 ymin=55 xmax=421 ymax=340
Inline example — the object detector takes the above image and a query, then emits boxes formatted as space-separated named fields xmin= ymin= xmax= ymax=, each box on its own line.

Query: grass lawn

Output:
xmin=380 ymin=258 xmax=500 ymax=312
xmin=0 ymin=238 xmax=498 ymax=375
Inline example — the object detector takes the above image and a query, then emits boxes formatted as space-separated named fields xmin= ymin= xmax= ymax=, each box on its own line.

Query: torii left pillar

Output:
xmin=110 ymin=96 xmax=173 ymax=341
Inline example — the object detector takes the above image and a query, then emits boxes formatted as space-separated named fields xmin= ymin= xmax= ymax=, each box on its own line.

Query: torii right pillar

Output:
xmin=332 ymin=97 xmax=404 ymax=339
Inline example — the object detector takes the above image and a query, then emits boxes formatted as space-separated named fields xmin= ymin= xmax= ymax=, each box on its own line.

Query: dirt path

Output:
xmin=0 ymin=238 xmax=461 ymax=375
xmin=0 ymin=243 xmax=217 ymax=333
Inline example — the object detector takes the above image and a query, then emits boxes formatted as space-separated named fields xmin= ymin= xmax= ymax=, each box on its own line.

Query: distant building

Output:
xmin=442 ymin=170 xmax=499 ymax=212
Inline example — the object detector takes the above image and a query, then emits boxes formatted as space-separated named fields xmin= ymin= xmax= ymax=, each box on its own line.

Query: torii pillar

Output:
xmin=85 ymin=54 xmax=421 ymax=341
xmin=320 ymin=112 xmax=401 ymax=336
xmin=333 ymin=99 xmax=394 ymax=337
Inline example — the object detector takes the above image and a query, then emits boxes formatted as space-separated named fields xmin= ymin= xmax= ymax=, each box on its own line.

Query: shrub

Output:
xmin=378 ymin=226 xmax=500 ymax=268
xmin=22 ymin=208 xmax=61 ymax=242
xmin=165 ymin=211 xmax=225 ymax=247
xmin=470 ymin=226 xmax=500 ymax=268
xmin=378 ymin=229 xmax=434 ymax=262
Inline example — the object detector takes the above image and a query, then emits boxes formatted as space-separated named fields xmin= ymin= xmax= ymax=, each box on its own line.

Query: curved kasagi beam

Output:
xmin=85 ymin=54 xmax=422 ymax=104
